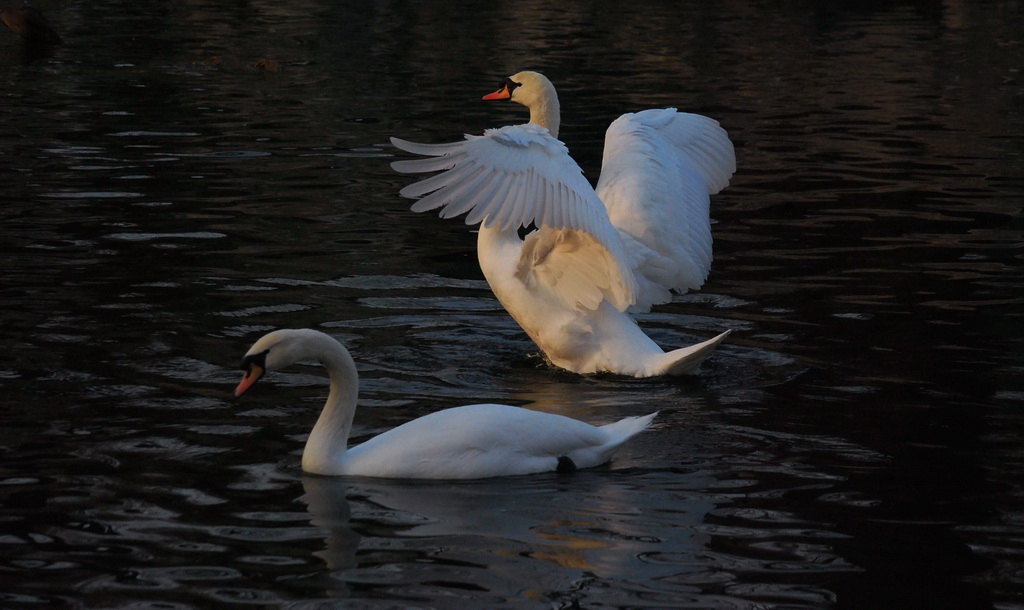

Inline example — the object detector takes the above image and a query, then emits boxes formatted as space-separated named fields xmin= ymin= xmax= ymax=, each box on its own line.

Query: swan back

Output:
xmin=341 ymin=404 xmax=656 ymax=479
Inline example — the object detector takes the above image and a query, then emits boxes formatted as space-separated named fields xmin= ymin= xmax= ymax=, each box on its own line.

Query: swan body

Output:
xmin=391 ymin=71 xmax=735 ymax=377
xmin=234 ymin=328 xmax=656 ymax=479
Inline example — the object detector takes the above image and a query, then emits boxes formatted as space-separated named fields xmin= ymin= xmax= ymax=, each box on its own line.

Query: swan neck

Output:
xmin=303 ymin=338 xmax=359 ymax=474
xmin=530 ymin=97 xmax=560 ymax=139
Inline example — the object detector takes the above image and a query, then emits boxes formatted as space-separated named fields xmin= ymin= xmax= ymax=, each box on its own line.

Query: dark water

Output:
xmin=2 ymin=0 xmax=1022 ymax=608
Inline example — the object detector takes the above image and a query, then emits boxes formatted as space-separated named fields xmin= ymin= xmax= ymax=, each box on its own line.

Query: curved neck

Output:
xmin=529 ymin=95 xmax=560 ymax=139
xmin=301 ymin=336 xmax=359 ymax=474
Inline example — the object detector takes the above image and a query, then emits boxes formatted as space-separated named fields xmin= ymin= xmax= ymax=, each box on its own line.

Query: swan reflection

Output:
xmin=301 ymin=475 xmax=359 ymax=570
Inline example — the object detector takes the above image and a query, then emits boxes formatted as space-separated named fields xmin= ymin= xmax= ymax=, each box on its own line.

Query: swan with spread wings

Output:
xmin=391 ymin=71 xmax=735 ymax=377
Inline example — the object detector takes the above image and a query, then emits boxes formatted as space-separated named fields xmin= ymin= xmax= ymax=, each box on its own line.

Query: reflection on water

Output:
xmin=1 ymin=0 xmax=1022 ymax=608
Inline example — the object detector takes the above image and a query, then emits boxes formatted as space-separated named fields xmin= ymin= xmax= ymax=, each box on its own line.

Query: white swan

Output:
xmin=391 ymin=71 xmax=735 ymax=377
xmin=233 ymin=328 xmax=656 ymax=479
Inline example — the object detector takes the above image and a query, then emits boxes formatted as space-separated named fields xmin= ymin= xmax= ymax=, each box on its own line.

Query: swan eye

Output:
xmin=505 ymin=77 xmax=521 ymax=95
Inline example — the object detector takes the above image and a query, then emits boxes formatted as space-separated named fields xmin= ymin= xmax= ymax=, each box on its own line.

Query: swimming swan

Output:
xmin=391 ymin=71 xmax=735 ymax=377
xmin=234 ymin=328 xmax=656 ymax=478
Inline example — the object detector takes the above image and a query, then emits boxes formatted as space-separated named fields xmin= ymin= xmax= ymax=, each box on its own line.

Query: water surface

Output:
xmin=1 ymin=1 xmax=1022 ymax=608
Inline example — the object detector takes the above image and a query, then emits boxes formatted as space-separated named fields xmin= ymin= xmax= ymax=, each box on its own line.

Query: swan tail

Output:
xmin=599 ymin=411 xmax=658 ymax=442
xmin=656 ymin=329 xmax=731 ymax=376
xmin=567 ymin=412 xmax=657 ymax=469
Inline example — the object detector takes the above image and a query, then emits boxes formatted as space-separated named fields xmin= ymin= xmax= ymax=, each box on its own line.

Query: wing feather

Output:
xmin=391 ymin=125 xmax=639 ymax=311
xmin=465 ymin=169 xmax=515 ymax=226
xmin=411 ymin=163 xmax=488 ymax=215
xmin=596 ymin=108 xmax=735 ymax=311
xmin=389 ymin=138 xmax=465 ymax=159
xmin=401 ymin=156 xmax=473 ymax=199
xmin=391 ymin=153 xmax=459 ymax=175
xmin=393 ymin=126 xmax=609 ymax=236
xmin=507 ymin=169 xmax=531 ymax=228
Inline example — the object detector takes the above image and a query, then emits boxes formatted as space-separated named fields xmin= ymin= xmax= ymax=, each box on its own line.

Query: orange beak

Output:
xmin=482 ymin=83 xmax=512 ymax=101
xmin=234 ymin=364 xmax=264 ymax=397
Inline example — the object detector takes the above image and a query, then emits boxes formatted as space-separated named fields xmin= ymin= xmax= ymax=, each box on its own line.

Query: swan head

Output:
xmin=483 ymin=71 xmax=554 ymax=106
xmin=234 ymin=328 xmax=327 ymax=397
xmin=483 ymin=71 xmax=560 ymax=137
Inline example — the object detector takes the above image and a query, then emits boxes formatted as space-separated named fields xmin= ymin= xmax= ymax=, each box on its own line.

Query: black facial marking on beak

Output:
xmin=504 ymin=77 xmax=521 ymax=96
xmin=240 ymin=349 xmax=269 ymax=372
xmin=235 ymin=348 xmax=270 ymax=397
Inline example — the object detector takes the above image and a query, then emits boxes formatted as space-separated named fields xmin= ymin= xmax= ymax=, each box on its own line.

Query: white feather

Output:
xmin=235 ymin=329 xmax=655 ymax=478
xmin=391 ymin=71 xmax=735 ymax=377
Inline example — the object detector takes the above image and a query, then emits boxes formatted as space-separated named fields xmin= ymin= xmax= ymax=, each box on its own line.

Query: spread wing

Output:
xmin=596 ymin=109 xmax=735 ymax=311
xmin=391 ymin=124 xmax=638 ymax=311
